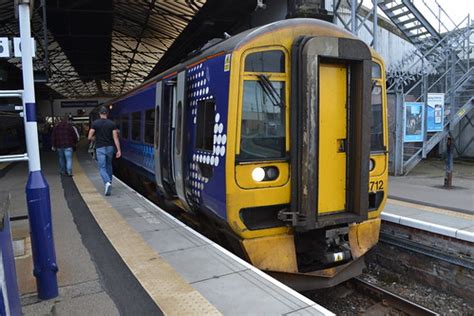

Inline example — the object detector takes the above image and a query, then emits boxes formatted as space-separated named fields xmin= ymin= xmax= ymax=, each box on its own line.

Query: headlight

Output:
xmin=369 ymin=159 xmax=375 ymax=171
xmin=252 ymin=167 xmax=265 ymax=182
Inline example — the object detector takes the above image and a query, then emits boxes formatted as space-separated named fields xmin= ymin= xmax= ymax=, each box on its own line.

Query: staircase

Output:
xmin=379 ymin=0 xmax=474 ymax=175
xmin=379 ymin=0 xmax=441 ymax=49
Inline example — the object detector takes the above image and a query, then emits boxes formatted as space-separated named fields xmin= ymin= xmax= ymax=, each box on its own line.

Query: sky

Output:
xmin=363 ymin=0 xmax=473 ymax=31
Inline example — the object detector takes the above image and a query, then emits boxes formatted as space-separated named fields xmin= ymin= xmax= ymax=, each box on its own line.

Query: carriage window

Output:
xmin=121 ymin=115 xmax=129 ymax=139
xmin=196 ymin=99 xmax=215 ymax=151
xmin=239 ymin=80 xmax=285 ymax=160
xmin=371 ymin=84 xmax=384 ymax=151
xmin=144 ymin=109 xmax=154 ymax=144
xmin=245 ymin=50 xmax=285 ymax=73
xmin=131 ymin=112 xmax=141 ymax=141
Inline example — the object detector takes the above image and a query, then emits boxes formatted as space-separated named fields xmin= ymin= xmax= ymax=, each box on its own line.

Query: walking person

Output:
xmin=51 ymin=115 xmax=78 ymax=176
xmin=88 ymin=106 xmax=121 ymax=196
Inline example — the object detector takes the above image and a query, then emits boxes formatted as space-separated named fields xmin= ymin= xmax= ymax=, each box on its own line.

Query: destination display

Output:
xmin=60 ymin=100 xmax=99 ymax=108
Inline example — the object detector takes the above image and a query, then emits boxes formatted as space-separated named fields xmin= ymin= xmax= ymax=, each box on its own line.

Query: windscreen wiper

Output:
xmin=257 ymin=74 xmax=284 ymax=108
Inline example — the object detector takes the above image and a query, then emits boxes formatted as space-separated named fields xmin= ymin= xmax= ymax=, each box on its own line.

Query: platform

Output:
xmin=1 ymin=148 xmax=332 ymax=315
xmin=383 ymin=160 xmax=474 ymax=243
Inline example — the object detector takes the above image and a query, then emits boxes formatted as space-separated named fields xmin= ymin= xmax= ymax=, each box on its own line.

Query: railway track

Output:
xmin=351 ymin=278 xmax=439 ymax=316
xmin=380 ymin=232 xmax=474 ymax=270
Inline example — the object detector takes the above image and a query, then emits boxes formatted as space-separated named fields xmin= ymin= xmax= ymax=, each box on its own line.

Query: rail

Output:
xmin=351 ymin=277 xmax=439 ymax=316
xmin=380 ymin=233 xmax=474 ymax=270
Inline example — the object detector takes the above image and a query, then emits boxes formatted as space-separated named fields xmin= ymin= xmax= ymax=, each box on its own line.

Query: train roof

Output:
xmin=97 ymin=18 xmax=373 ymax=109
xmin=151 ymin=18 xmax=359 ymax=80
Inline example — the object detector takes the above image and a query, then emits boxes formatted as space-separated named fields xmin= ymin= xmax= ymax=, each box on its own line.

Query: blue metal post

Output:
xmin=18 ymin=0 xmax=59 ymax=299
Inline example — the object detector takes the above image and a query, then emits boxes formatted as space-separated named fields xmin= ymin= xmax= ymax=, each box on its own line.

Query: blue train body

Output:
xmin=109 ymin=54 xmax=230 ymax=220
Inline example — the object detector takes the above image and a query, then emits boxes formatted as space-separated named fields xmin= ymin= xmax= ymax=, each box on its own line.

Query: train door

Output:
xmin=154 ymin=79 xmax=177 ymax=197
xmin=290 ymin=36 xmax=372 ymax=230
xmin=318 ymin=62 xmax=347 ymax=214
xmin=154 ymin=82 xmax=164 ymax=193
xmin=162 ymin=79 xmax=177 ymax=195
xmin=173 ymin=71 xmax=187 ymax=203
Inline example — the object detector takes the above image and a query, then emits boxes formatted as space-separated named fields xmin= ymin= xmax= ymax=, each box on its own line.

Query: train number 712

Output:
xmin=369 ymin=180 xmax=384 ymax=191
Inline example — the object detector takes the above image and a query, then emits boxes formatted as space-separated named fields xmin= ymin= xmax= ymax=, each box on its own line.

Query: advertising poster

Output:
xmin=427 ymin=93 xmax=444 ymax=132
xmin=404 ymin=102 xmax=424 ymax=142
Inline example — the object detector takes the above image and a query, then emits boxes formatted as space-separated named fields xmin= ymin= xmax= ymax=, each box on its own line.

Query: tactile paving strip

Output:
xmin=388 ymin=199 xmax=474 ymax=220
xmin=72 ymin=156 xmax=221 ymax=315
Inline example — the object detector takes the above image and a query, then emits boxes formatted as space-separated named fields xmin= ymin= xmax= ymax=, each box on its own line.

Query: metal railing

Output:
xmin=0 ymin=90 xmax=29 ymax=164
xmin=381 ymin=0 xmax=473 ymax=175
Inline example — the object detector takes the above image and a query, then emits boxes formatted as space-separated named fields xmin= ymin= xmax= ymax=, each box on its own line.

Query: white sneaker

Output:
xmin=105 ymin=182 xmax=112 ymax=196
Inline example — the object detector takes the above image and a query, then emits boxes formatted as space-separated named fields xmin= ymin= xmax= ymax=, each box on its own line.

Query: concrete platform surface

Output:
xmin=384 ymin=159 xmax=474 ymax=242
xmin=0 ymin=156 xmax=117 ymax=315
xmin=1 ymin=152 xmax=161 ymax=315
xmin=383 ymin=199 xmax=474 ymax=242
xmin=389 ymin=159 xmax=474 ymax=213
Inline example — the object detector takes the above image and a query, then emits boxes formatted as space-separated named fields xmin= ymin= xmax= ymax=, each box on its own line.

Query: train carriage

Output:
xmin=96 ymin=18 xmax=388 ymax=289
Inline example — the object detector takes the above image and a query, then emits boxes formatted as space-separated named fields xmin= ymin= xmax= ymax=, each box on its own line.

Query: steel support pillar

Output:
xmin=351 ymin=0 xmax=357 ymax=34
xmin=18 ymin=0 xmax=59 ymax=300
xmin=422 ymin=70 xmax=428 ymax=158
xmin=394 ymin=89 xmax=405 ymax=175
xmin=372 ymin=0 xmax=378 ymax=51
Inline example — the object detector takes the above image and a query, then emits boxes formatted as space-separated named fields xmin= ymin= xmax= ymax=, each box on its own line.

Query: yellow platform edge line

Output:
xmin=72 ymin=156 xmax=221 ymax=316
xmin=387 ymin=198 xmax=474 ymax=220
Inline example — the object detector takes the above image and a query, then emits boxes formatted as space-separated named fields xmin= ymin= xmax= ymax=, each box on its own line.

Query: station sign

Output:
xmin=427 ymin=93 xmax=444 ymax=132
xmin=0 ymin=37 xmax=36 ymax=58
xmin=403 ymin=102 xmax=425 ymax=142
xmin=61 ymin=100 xmax=99 ymax=108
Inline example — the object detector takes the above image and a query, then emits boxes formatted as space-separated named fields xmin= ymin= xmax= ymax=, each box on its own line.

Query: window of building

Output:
xmin=121 ymin=115 xmax=129 ymax=139
xmin=196 ymin=99 xmax=215 ymax=151
xmin=239 ymin=80 xmax=285 ymax=160
xmin=245 ymin=50 xmax=285 ymax=73
xmin=144 ymin=109 xmax=155 ymax=144
xmin=131 ymin=111 xmax=141 ymax=141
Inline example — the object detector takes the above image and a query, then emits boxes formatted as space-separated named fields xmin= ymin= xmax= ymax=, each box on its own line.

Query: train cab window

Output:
xmin=121 ymin=115 xmax=129 ymax=139
xmin=371 ymin=84 xmax=384 ymax=151
xmin=196 ymin=99 xmax=215 ymax=151
xmin=239 ymin=80 xmax=285 ymax=160
xmin=131 ymin=112 xmax=141 ymax=141
xmin=144 ymin=109 xmax=155 ymax=144
xmin=245 ymin=50 xmax=285 ymax=73
xmin=372 ymin=62 xmax=382 ymax=79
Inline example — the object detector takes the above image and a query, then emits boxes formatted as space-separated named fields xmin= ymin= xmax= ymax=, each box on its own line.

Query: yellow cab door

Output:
xmin=318 ymin=63 xmax=347 ymax=214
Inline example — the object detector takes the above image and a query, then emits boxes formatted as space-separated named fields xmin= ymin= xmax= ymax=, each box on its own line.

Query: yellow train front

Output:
xmin=107 ymin=18 xmax=388 ymax=290
xmin=222 ymin=19 xmax=388 ymax=290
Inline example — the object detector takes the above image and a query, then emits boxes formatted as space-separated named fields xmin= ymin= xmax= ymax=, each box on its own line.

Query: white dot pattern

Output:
xmin=187 ymin=62 xmax=227 ymax=201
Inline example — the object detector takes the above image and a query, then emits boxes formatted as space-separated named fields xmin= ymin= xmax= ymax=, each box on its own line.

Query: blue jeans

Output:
xmin=96 ymin=146 xmax=114 ymax=184
xmin=57 ymin=147 xmax=73 ymax=175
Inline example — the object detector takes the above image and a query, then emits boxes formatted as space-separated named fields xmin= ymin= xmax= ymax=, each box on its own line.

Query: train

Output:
xmin=92 ymin=18 xmax=388 ymax=290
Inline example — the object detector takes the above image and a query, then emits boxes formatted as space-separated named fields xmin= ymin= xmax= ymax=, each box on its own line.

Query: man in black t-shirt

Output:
xmin=88 ymin=106 xmax=122 ymax=196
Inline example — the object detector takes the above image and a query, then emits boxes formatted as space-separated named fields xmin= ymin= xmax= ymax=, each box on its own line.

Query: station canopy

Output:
xmin=0 ymin=0 xmax=254 ymax=99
